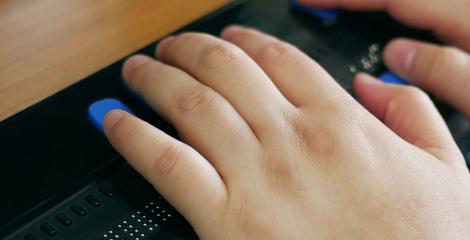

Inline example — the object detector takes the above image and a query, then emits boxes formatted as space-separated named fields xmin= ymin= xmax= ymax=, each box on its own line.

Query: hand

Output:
xmin=103 ymin=26 xmax=470 ymax=239
xmin=299 ymin=0 xmax=470 ymax=51
xmin=300 ymin=0 xmax=470 ymax=118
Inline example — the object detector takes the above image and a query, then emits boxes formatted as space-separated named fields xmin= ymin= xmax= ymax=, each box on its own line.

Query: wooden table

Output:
xmin=0 ymin=0 xmax=230 ymax=121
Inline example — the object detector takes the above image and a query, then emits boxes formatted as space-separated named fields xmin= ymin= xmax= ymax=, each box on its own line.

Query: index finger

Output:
xmin=103 ymin=110 xmax=226 ymax=224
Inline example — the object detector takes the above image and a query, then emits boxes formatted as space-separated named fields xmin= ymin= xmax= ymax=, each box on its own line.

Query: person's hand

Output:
xmin=102 ymin=26 xmax=470 ymax=239
xmin=299 ymin=0 xmax=470 ymax=51
xmin=300 ymin=0 xmax=470 ymax=119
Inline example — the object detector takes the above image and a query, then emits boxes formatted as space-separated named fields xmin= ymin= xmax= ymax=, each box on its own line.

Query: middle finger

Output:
xmin=156 ymin=33 xmax=295 ymax=138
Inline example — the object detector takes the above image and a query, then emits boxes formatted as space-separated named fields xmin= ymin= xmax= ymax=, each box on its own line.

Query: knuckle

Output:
xmin=291 ymin=114 xmax=338 ymax=157
xmin=177 ymin=86 xmax=217 ymax=114
xmin=259 ymin=150 xmax=294 ymax=185
xmin=266 ymin=161 xmax=299 ymax=188
xmin=198 ymin=43 xmax=244 ymax=69
xmin=226 ymin=193 xmax=273 ymax=236
xmin=151 ymin=142 xmax=185 ymax=176
xmin=255 ymin=40 xmax=297 ymax=65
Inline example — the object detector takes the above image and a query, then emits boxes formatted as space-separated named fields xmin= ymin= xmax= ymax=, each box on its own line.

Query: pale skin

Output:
xmin=103 ymin=0 xmax=470 ymax=239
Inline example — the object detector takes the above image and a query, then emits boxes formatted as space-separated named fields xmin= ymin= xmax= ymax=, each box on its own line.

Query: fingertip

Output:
xmin=122 ymin=55 xmax=153 ymax=81
xmin=352 ymin=73 xmax=396 ymax=119
xmin=353 ymin=73 xmax=382 ymax=98
xmin=103 ymin=109 xmax=129 ymax=134
xmin=383 ymin=38 xmax=418 ymax=78
xmin=156 ymin=36 xmax=176 ymax=59
xmin=354 ymin=73 xmax=382 ymax=85
xmin=220 ymin=25 xmax=245 ymax=40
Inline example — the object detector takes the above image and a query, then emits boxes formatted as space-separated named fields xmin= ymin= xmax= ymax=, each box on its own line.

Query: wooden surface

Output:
xmin=0 ymin=0 xmax=230 ymax=121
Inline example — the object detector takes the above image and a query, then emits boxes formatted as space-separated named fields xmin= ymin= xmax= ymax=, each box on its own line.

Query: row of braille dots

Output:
xmin=100 ymin=212 xmax=160 ymax=240
xmin=144 ymin=200 xmax=172 ymax=222
xmin=349 ymin=43 xmax=381 ymax=73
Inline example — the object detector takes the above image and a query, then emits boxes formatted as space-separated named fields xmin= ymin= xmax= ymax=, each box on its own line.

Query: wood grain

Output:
xmin=0 ymin=0 xmax=230 ymax=121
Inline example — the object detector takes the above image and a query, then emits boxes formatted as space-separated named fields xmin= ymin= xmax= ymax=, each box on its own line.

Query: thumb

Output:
xmin=383 ymin=38 xmax=470 ymax=118
xmin=354 ymin=74 xmax=462 ymax=164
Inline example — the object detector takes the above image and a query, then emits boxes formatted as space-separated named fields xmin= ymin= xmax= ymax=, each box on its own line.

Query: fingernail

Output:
xmin=122 ymin=55 xmax=153 ymax=80
xmin=124 ymin=55 xmax=152 ymax=72
xmin=221 ymin=25 xmax=244 ymax=39
xmin=104 ymin=110 xmax=127 ymax=130
xmin=355 ymin=73 xmax=381 ymax=85
xmin=156 ymin=36 xmax=176 ymax=57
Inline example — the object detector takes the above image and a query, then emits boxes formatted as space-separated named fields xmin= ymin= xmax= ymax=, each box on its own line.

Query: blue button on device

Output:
xmin=291 ymin=0 xmax=339 ymax=21
xmin=378 ymin=72 xmax=408 ymax=85
xmin=88 ymin=98 xmax=134 ymax=133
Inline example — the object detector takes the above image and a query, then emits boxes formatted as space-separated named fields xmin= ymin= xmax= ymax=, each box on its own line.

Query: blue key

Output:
xmin=88 ymin=98 xmax=134 ymax=133
xmin=291 ymin=0 xmax=339 ymax=21
xmin=378 ymin=72 xmax=408 ymax=85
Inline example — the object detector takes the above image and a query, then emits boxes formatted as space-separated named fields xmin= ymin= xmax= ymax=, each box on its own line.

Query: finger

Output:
xmin=298 ymin=0 xmax=470 ymax=51
xmin=354 ymin=74 xmax=463 ymax=164
xmin=220 ymin=25 xmax=347 ymax=108
xmin=103 ymin=110 xmax=226 ymax=225
xmin=298 ymin=0 xmax=388 ymax=10
xmin=383 ymin=38 xmax=470 ymax=118
xmin=156 ymin=33 xmax=294 ymax=139
xmin=122 ymin=55 xmax=259 ymax=179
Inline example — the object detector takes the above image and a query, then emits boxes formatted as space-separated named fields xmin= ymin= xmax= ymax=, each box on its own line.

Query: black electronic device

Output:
xmin=1 ymin=0 xmax=469 ymax=239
